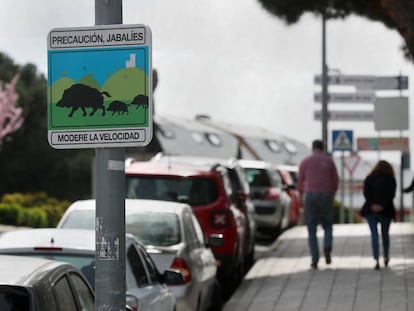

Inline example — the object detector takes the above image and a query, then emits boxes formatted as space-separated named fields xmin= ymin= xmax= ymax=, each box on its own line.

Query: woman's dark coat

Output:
xmin=360 ymin=173 xmax=396 ymax=220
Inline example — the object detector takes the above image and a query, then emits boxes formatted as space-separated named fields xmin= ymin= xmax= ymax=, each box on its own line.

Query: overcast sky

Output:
xmin=0 ymin=0 xmax=412 ymax=165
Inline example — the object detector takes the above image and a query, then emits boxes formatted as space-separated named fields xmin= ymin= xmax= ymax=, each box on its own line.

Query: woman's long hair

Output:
xmin=370 ymin=160 xmax=395 ymax=177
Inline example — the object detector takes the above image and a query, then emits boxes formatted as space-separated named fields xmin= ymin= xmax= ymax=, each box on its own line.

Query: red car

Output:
xmin=125 ymin=160 xmax=247 ymax=293
xmin=276 ymin=165 xmax=303 ymax=226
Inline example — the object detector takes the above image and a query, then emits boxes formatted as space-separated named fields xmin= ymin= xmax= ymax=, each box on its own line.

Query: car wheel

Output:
xmin=247 ymin=246 xmax=255 ymax=269
xmin=208 ymin=280 xmax=223 ymax=311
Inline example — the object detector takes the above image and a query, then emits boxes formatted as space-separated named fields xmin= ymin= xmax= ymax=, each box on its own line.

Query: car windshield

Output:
xmin=0 ymin=286 xmax=31 ymax=310
xmin=126 ymin=176 xmax=218 ymax=206
xmin=60 ymin=210 xmax=95 ymax=229
xmin=244 ymin=168 xmax=271 ymax=187
xmin=126 ymin=212 xmax=181 ymax=247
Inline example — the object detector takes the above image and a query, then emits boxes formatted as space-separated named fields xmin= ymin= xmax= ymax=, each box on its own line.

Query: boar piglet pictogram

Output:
xmin=107 ymin=100 xmax=130 ymax=115
xmin=57 ymin=84 xmax=111 ymax=117
xmin=130 ymin=94 xmax=148 ymax=110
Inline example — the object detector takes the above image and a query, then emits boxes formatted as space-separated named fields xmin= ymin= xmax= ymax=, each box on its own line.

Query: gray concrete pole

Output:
xmin=321 ymin=12 xmax=328 ymax=151
xmin=95 ymin=1 xmax=126 ymax=310
xmin=400 ymin=152 xmax=404 ymax=222
xmin=95 ymin=0 xmax=122 ymax=25
xmin=349 ymin=174 xmax=354 ymax=224
xmin=340 ymin=153 xmax=345 ymax=224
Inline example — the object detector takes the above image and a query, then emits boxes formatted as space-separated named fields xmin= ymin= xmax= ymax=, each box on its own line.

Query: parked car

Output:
xmin=239 ymin=159 xmax=291 ymax=238
xmin=151 ymin=154 xmax=257 ymax=269
xmin=58 ymin=198 xmax=223 ymax=311
xmin=0 ymin=228 xmax=181 ymax=311
xmin=276 ymin=164 xmax=299 ymax=186
xmin=0 ymin=254 xmax=94 ymax=311
xmin=124 ymin=160 xmax=247 ymax=293
xmin=275 ymin=165 xmax=303 ymax=226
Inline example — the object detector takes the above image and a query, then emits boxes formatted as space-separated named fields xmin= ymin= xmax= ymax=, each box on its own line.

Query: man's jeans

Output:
xmin=365 ymin=213 xmax=391 ymax=260
xmin=304 ymin=192 xmax=334 ymax=262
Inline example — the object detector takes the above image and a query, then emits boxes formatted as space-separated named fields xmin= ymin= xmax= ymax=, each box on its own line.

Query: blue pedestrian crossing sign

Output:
xmin=332 ymin=130 xmax=353 ymax=152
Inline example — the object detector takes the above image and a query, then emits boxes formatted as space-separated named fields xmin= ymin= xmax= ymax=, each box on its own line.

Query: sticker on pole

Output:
xmin=47 ymin=24 xmax=153 ymax=149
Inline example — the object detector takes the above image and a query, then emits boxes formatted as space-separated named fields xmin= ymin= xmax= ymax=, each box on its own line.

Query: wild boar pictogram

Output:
xmin=57 ymin=84 xmax=111 ymax=117
xmin=130 ymin=94 xmax=148 ymax=110
xmin=107 ymin=100 xmax=129 ymax=115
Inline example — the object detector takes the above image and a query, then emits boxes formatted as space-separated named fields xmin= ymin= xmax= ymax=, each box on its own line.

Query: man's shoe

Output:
xmin=374 ymin=261 xmax=380 ymax=270
xmin=384 ymin=257 xmax=389 ymax=267
xmin=310 ymin=261 xmax=318 ymax=269
xmin=324 ymin=250 xmax=331 ymax=264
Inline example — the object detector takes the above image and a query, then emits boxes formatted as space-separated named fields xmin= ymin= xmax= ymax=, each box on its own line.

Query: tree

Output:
xmin=0 ymin=74 xmax=23 ymax=150
xmin=0 ymin=53 xmax=93 ymax=201
xmin=257 ymin=0 xmax=414 ymax=61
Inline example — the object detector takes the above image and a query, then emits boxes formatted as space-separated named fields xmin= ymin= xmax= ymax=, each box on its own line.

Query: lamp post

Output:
xmin=321 ymin=11 xmax=329 ymax=151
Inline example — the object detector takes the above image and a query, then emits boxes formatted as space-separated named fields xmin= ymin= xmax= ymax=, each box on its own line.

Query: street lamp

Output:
xmin=321 ymin=11 xmax=328 ymax=151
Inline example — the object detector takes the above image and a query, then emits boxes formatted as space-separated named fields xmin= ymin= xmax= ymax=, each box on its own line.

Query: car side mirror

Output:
xmin=206 ymin=233 xmax=224 ymax=248
xmin=162 ymin=268 xmax=185 ymax=285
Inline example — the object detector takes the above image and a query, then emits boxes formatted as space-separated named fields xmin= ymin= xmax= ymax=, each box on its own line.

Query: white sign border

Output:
xmin=47 ymin=24 xmax=153 ymax=149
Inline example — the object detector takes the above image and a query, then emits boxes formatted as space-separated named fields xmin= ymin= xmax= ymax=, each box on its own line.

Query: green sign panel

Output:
xmin=47 ymin=24 xmax=152 ymax=149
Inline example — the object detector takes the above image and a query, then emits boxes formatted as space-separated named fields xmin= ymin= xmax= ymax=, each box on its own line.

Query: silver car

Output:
xmin=58 ymin=199 xmax=222 ymax=311
xmin=239 ymin=159 xmax=292 ymax=238
xmin=0 ymin=255 xmax=94 ymax=311
xmin=0 ymin=228 xmax=180 ymax=311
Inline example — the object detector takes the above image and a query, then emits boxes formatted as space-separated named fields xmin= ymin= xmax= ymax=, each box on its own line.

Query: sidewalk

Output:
xmin=224 ymin=223 xmax=414 ymax=311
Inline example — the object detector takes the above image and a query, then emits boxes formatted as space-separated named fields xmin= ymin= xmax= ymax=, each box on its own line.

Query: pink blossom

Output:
xmin=0 ymin=75 xmax=23 ymax=150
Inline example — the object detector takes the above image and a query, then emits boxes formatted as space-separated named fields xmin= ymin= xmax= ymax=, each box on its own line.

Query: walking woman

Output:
xmin=360 ymin=160 xmax=396 ymax=270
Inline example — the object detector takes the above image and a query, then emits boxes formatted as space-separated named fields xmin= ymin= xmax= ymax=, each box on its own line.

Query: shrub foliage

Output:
xmin=0 ymin=192 xmax=70 ymax=227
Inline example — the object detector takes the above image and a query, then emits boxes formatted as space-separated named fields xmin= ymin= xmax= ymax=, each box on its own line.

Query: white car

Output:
xmin=0 ymin=228 xmax=181 ymax=311
xmin=58 ymin=199 xmax=223 ymax=311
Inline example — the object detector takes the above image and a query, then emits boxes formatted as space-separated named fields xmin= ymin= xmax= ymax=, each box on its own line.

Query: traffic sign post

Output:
xmin=314 ymin=110 xmax=374 ymax=121
xmin=344 ymin=154 xmax=361 ymax=176
xmin=315 ymin=72 xmax=410 ymax=223
xmin=332 ymin=130 xmax=353 ymax=152
xmin=314 ymin=74 xmax=409 ymax=90
xmin=344 ymin=154 xmax=361 ymax=224
xmin=357 ymin=137 xmax=409 ymax=152
xmin=331 ymin=130 xmax=354 ymax=223
xmin=374 ymin=96 xmax=409 ymax=131
xmin=314 ymin=92 xmax=375 ymax=103
xmin=47 ymin=24 xmax=153 ymax=149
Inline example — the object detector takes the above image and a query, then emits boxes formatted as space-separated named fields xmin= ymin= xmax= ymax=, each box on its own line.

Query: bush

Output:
xmin=0 ymin=203 xmax=21 ymax=225
xmin=333 ymin=199 xmax=361 ymax=224
xmin=0 ymin=192 xmax=71 ymax=227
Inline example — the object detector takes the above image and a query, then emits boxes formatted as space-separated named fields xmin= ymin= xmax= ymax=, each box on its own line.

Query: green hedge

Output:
xmin=333 ymin=199 xmax=361 ymax=224
xmin=0 ymin=192 xmax=71 ymax=227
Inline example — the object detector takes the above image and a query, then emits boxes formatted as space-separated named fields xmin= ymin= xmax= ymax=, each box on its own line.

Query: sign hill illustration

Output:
xmin=47 ymin=24 xmax=152 ymax=149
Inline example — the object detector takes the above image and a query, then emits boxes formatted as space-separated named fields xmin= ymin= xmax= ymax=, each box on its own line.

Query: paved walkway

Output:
xmin=224 ymin=223 xmax=414 ymax=311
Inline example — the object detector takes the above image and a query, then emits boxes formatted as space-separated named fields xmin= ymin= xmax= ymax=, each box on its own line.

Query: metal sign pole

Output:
xmin=321 ymin=12 xmax=328 ymax=150
xmin=349 ymin=172 xmax=353 ymax=224
xmin=340 ymin=152 xmax=345 ymax=224
xmin=95 ymin=1 xmax=126 ymax=310
xmin=400 ymin=151 xmax=404 ymax=222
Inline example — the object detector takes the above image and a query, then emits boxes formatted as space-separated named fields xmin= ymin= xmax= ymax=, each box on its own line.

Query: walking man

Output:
xmin=297 ymin=139 xmax=339 ymax=269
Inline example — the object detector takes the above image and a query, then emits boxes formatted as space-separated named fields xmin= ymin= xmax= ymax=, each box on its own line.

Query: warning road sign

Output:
xmin=332 ymin=130 xmax=353 ymax=152
xmin=47 ymin=24 xmax=153 ymax=149
xmin=344 ymin=154 xmax=361 ymax=176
